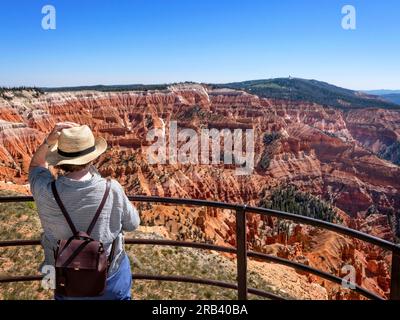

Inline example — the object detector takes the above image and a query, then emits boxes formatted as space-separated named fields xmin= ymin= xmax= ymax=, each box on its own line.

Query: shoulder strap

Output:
xmin=107 ymin=235 xmax=118 ymax=270
xmin=86 ymin=178 xmax=111 ymax=235
xmin=51 ymin=180 xmax=78 ymax=235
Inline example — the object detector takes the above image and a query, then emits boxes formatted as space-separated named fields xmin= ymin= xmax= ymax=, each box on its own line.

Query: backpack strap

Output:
xmin=51 ymin=178 xmax=111 ymax=236
xmin=86 ymin=178 xmax=111 ymax=235
xmin=51 ymin=180 xmax=78 ymax=235
xmin=61 ymin=239 xmax=92 ymax=268
xmin=107 ymin=235 xmax=118 ymax=270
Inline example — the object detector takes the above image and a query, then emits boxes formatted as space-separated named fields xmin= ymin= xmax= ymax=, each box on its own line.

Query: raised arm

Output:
xmin=121 ymin=194 xmax=141 ymax=231
xmin=29 ymin=122 xmax=79 ymax=171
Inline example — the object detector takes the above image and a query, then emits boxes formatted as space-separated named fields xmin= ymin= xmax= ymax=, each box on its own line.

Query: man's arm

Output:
xmin=29 ymin=142 xmax=51 ymax=171
xmin=112 ymin=181 xmax=140 ymax=231
xmin=29 ymin=122 xmax=79 ymax=171
xmin=122 ymin=198 xmax=141 ymax=231
xmin=29 ymin=122 xmax=79 ymax=199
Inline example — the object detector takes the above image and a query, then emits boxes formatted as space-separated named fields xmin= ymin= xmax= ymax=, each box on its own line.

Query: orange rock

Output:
xmin=1 ymin=85 xmax=399 ymax=300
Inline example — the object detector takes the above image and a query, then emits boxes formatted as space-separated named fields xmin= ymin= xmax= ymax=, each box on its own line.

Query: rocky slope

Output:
xmin=0 ymin=85 xmax=399 ymax=299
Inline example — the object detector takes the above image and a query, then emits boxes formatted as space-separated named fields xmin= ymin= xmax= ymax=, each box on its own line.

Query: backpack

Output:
xmin=51 ymin=178 xmax=116 ymax=297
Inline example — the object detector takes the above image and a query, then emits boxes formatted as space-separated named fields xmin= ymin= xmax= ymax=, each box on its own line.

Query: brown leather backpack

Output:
xmin=51 ymin=178 xmax=116 ymax=297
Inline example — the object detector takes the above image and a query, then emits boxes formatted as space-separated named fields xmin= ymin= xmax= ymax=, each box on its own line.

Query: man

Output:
xmin=29 ymin=122 xmax=140 ymax=300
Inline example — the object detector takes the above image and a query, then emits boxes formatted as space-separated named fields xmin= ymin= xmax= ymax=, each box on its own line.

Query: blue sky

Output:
xmin=0 ymin=0 xmax=399 ymax=89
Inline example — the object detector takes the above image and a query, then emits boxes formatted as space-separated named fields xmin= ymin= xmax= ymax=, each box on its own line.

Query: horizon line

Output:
xmin=1 ymin=77 xmax=399 ymax=92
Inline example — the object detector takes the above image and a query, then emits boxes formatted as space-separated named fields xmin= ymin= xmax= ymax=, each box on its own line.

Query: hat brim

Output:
xmin=46 ymin=137 xmax=107 ymax=166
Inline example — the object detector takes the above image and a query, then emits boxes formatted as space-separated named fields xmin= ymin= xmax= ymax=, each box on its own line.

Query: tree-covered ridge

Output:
xmin=378 ymin=141 xmax=400 ymax=166
xmin=364 ymin=91 xmax=400 ymax=105
xmin=214 ymin=78 xmax=400 ymax=110
xmin=259 ymin=185 xmax=343 ymax=224
xmin=258 ymin=131 xmax=282 ymax=171
xmin=0 ymin=87 xmax=43 ymax=99
xmin=41 ymin=84 xmax=170 ymax=92
xmin=380 ymin=94 xmax=400 ymax=105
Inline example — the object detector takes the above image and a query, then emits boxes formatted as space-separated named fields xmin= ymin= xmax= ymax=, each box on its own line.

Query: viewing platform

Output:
xmin=0 ymin=195 xmax=399 ymax=300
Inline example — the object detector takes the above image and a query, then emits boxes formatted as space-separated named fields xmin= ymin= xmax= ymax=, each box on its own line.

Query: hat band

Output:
xmin=57 ymin=145 xmax=96 ymax=158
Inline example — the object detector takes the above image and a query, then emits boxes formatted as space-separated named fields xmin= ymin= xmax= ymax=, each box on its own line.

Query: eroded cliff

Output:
xmin=1 ymin=85 xmax=399 ymax=299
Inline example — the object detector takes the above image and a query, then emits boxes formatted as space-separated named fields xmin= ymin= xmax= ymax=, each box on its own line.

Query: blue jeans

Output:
xmin=55 ymin=254 xmax=132 ymax=300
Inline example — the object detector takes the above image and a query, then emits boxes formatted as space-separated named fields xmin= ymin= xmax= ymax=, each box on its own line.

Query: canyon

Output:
xmin=0 ymin=83 xmax=399 ymax=299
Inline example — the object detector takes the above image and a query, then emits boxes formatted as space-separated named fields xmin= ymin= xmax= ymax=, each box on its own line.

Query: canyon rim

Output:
xmin=0 ymin=80 xmax=399 ymax=300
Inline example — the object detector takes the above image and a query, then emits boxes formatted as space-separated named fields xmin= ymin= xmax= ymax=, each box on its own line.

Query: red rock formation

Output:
xmin=346 ymin=109 xmax=400 ymax=153
xmin=0 ymin=85 xmax=399 ymax=299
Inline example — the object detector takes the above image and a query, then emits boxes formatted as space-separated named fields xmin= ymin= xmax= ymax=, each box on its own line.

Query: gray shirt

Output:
xmin=28 ymin=165 xmax=140 ymax=275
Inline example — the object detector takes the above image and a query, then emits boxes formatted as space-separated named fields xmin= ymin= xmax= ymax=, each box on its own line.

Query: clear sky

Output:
xmin=0 ymin=0 xmax=399 ymax=89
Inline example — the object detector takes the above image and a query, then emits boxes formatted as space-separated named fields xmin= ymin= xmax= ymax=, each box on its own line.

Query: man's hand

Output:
xmin=29 ymin=122 xmax=80 ymax=171
xmin=46 ymin=122 xmax=79 ymax=145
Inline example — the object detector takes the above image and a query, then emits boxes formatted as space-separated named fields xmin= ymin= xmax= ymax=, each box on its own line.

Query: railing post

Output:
xmin=390 ymin=250 xmax=400 ymax=300
xmin=236 ymin=205 xmax=248 ymax=300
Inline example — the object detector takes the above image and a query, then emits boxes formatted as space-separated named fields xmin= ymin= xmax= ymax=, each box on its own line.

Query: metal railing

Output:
xmin=0 ymin=195 xmax=399 ymax=300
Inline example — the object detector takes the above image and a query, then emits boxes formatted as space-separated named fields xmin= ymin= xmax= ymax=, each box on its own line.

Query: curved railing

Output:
xmin=0 ymin=195 xmax=399 ymax=300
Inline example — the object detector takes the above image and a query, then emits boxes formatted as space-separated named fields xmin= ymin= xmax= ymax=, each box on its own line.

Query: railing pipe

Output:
xmin=1 ymin=195 xmax=399 ymax=300
xmin=390 ymin=252 xmax=400 ymax=300
xmin=1 ymin=195 xmax=399 ymax=254
xmin=248 ymin=251 xmax=383 ymax=300
xmin=235 ymin=205 xmax=248 ymax=300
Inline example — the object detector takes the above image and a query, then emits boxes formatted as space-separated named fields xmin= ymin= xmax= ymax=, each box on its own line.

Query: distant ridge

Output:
xmin=213 ymin=78 xmax=400 ymax=110
xmin=364 ymin=90 xmax=400 ymax=95
xmin=38 ymin=78 xmax=400 ymax=110
xmin=364 ymin=90 xmax=400 ymax=105
xmin=379 ymin=94 xmax=400 ymax=105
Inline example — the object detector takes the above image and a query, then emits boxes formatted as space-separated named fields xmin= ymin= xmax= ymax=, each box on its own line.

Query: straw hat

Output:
xmin=46 ymin=125 xmax=107 ymax=166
